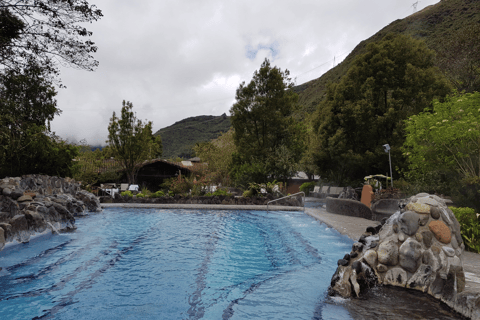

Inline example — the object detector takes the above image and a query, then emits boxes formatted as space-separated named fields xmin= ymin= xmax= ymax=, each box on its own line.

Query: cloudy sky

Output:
xmin=51 ymin=0 xmax=440 ymax=146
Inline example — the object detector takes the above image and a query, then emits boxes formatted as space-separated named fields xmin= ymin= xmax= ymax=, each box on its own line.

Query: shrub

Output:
xmin=212 ymin=188 xmax=231 ymax=197
xmin=121 ymin=190 xmax=133 ymax=197
xmin=161 ymin=176 xmax=193 ymax=195
xmin=150 ymin=190 xmax=165 ymax=198
xmin=243 ymin=190 xmax=253 ymax=197
xmin=136 ymin=193 xmax=145 ymax=198
xmin=450 ymin=206 xmax=480 ymax=253
xmin=299 ymin=181 xmax=316 ymax=194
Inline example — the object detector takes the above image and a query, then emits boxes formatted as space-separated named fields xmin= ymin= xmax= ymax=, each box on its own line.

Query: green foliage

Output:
xmin=208 ymin=188 xmax=231 ymax=197
xmin=242 ymin=190 xmax=253 ymax=198
xmin=150 ymin=190 xmax=165 ymax=198
xmin=155 ymin=114 xmax=231 ymax=159
xmin=121 ymin=190 xmax=133 ymax=197
xmin=140 ymin=187 xmax=152 ymax=197
xmin=450 ymin=207 xmax=480 ymax=253
xmin=294 ymin=0 xmax=480 ymax=114
xmin=229 ymin=155 xmax=268 ymax=187
xmin=190 ymin=175 xmax=210 ymax=196
xmin=73 ymin=143 xmax=122 ymax=187
xmin=404 ymin=92 xmax=480 ymax=183
xmin=194 ymin=129 xmax=236 ymax=186
xmin=229 ymin=58 xmax=303 ymax=184
xmin=310 ymin=33 xmax=451 ymax=185
xmin=136 ymin=193 xmax=145 ymax=198
xmin=435 ymin=23 xmax=480 ymax=93
xmin=0 ymin=65 xmax=78 ymax=178
xmin=300 ymin=181 xmax=316 ymax=194
xmin=161 ymin=176 xmax=192 ymax=195
xmin=107 ymin=100 xmax=162 ymax=184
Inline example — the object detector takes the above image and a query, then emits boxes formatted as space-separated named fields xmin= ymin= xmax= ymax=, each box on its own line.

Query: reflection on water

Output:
xmin=338 ymin=285 xmax=467 ymax=320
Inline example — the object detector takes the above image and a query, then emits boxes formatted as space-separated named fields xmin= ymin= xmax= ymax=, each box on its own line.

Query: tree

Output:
xmin=229 ymin=58 xmax=301 ymax=184
xmin=403 ymin=91 xmax=480 ymax=210
xmin=194 ymin=129 xmax=236 ymax=186
xmin=0 ymin=0 xmax=102 ymax=78
xmin=0 ymin=63 xmax=77 ymax=177
xmin=404 ymin=91 xmax=480 ymax=182
xmin=107 ymin=101 xmax=162 ymax=185
xmin=310 ymin=33 xmax=451 ymax=185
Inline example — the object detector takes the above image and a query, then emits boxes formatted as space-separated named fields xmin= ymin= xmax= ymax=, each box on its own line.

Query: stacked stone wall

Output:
xmin=329 ymin=193 xmax=480 ymax=320
xmin=0 ymin=175 xmax=101 ymax=250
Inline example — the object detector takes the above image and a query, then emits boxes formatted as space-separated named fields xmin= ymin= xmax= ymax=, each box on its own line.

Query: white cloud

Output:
xmin=51 ymin=0 xmax=440 ymax=146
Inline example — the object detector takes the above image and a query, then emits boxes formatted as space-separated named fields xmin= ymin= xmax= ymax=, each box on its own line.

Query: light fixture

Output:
xmin=383 ymin=144 xmax=393 ymax=188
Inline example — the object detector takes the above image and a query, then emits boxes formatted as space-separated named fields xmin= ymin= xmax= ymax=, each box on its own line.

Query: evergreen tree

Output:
xmin=311 ymin=33 xmax=451 ymax=185
xmin=229 ymin=58 xmax=301 ymax=184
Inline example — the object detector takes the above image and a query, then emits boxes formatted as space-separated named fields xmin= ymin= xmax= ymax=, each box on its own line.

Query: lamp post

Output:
xmin=383 ymin=144 xmax=393 ymax=188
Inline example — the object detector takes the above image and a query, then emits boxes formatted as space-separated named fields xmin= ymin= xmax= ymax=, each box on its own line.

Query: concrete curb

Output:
xmin=100 ymin=203 xmax=304 ymax=211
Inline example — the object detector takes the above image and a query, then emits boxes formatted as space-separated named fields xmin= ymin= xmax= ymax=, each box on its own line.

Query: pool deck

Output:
xmin=101 ymin=203 xmax=304 ymax=211
xmin=303 ymin=199 xmax=480 ymax=294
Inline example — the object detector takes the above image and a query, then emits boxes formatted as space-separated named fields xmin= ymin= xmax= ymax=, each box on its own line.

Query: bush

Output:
xmin=211 ymin=188 xmax=231 ymax=197
xmin=243 ymin=189 xmax=253 ymax=197
xmin=150 ymin=190 xmax=165 ymax=198
xmin=161 ymin=176 xmax=193 ymax=195
xmin=299 ymin=181 xmax=316 ymax=194
xmin=450 ymin=206 xmax=480 ymax=253
xmin=136 ymin=193 xmax=145 ymax=198
xmin=121 ymin=190 xmax=133 ymax=197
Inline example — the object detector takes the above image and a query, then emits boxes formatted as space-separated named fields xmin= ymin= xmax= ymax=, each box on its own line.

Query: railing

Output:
xmin=267 ymin=192 xmax=305 ymax=212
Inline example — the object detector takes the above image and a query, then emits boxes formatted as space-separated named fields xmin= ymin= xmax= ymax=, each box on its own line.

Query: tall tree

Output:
xmin=229 ymin=58 xmax=301 ymax=184
xmin=194 ymin=129 xmax=236 ymax=186
xmin=311 ymin=33 xmax=451 ymax=185
xmin=107 ymin=101 xmax=162 ymax=184
xmin=0 ymin=63 xmax=77 ymax=177
xmin=0 ymin=0 xmax=102 ymax=79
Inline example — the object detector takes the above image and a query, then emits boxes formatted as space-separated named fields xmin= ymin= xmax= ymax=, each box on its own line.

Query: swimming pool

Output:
xmin=0 ymin=208 xmax=356 ymax=319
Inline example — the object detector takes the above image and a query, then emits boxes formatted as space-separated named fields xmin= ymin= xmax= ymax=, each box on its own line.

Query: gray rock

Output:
xmin=423 ymin=249 xmax=440 ymax=272
xmin=407 ymin=265 xmax=436 ymax=292
xmin=2 ymin=188 xmax=12 ymax=197
xmin=0 ymin=227 xmax=4 ymax=250
xmin=377 ymin=237 xmax=399 ymax=266
xmin=384 ymin=267 xmax=408 ymax=286
xmin=17 ymin=195 xmax=33 ymax=202
xmin=399 ymin=238 xmax=423 ymax=273
xmin=442 ymin=246 xmax=455 ymax=257
xmin=363 ymin=249 xmax=377 ymax=268
xmin=422 ymin=231 xmax=433 ymax=248
xmin=398 ymin=211 xmax=420 ymax=236
xmin=431 ymin=206 xmax=441 ymax=219
xmin=377 ymin=263 xmax=388 ymax=273
xmin=419 ymin=214 xmax=430 ymax=226
xmin=10 ymin=189 xmax=24 ymax=200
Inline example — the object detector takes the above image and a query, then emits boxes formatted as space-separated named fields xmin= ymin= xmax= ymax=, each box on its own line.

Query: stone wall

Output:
xmin=100 ymin=193 xmax=303 ymax=207
xmin=326 ymin=197 xmax=373 ymax=220
xmin=329 ymin=193 xmax=480 ymax=320
xmin=0 ymin=175 xmax=101 ymax=250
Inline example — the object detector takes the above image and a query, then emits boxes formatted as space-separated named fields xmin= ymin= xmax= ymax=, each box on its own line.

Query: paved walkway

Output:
xmin=303 ymin=198 xmax=480 ymax=292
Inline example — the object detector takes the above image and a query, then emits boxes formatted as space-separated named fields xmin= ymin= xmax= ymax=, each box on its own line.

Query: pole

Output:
xmin=388 ymin=150 xmax=393 ymax=188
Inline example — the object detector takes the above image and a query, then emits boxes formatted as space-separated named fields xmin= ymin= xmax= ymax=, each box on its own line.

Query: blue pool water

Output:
xmin=0 ymin=209 xmax=355 ymax=319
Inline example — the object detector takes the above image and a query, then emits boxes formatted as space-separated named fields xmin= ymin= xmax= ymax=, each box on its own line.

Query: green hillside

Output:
xmin=154 ymin=114 xmax=231 ymax=159
xmin=295 ymin=0 xmax=480 ymax=114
